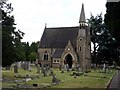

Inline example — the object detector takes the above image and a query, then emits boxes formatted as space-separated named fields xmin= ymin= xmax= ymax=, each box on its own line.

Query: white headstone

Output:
xmin=103 ymin=63 xmax=106 ymax=70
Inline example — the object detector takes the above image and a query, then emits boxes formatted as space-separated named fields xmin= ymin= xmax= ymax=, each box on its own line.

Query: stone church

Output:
xmin=38 ymin=4 xmax=91 ymax=70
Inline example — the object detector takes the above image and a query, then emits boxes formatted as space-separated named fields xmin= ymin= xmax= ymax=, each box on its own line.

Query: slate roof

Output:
xmin=39 ymin=26 xmax=79 ymax=48
xmin=52 ymin=49 xmax=64 ymax=58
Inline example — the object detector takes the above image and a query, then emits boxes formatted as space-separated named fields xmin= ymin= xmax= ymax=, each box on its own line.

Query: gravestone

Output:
xmin=45 ymin=65 xmax=49 ymax=72
xmin=14 ymin=63 xmax=18 ymax=73
xmin=66 ymin=64 xmax=70 ymax=72
xmin=10 ymin=63 xmax=15 ymax=70
xmin=37 ymin=64 xmax=40 ymax=74
xmin=76 ymin=65 xmax=80 ymax=72
xmin=49 ymin=69 xmax=54 ymax=76
xmin=23 ymin=61 xmax=26 ymax=70
xmin=64 ymin=64 xmax=67 ymax=70
xmin=21 ymin=61 xmax=24 ymax=69
xmin=50 ymin=69 xmax=60 ymax=84
xmin=59 ymin=64 xmax=62 ymax=71
xmin=81 ymin=66 xmax=84 ymax=75
xmin=28 ymin=61 xmax=31 ymax=71
xmin=43 ymin=68 xmax=47 ymax=77
xmin=41 ymin=64 xmax=44 ymax=73
xmin=61 ymin=70 xmax=64 ymax=73
xmin=17 ymin=61 xmax=21 ymax=69
xmin=26 ymin=61 xmax=28 ymax=70
xmin=79 ymin=67 xmax=82 ymax=73
xmin=103 ymin=63 xmax=106 ymax=73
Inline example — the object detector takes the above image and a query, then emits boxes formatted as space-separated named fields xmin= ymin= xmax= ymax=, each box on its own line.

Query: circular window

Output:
xmin=79 ymin=38 xmax=83 ymax=41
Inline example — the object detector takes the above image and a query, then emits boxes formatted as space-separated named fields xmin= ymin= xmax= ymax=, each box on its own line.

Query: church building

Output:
xmin=38 ymin=4 xmax=91 ymax=70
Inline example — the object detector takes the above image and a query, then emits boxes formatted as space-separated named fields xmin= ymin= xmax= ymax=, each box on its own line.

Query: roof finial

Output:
xmin=79 ymin=3 xmax=86 ymax=23
xmin=45 ymin=23 xmax=47 ymax=29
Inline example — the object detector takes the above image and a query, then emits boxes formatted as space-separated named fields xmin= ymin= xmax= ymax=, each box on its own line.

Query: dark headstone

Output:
xmin=74 ymin=76 xmax=77 ymax=78
xmin=14 ymin=63 xmax=18 ymax=73
xmin=50 ymin=69 xmax=60 ymax=84
xmin=61 ymin=70 xmax=64 ymax=73
xmin=49 ymin=69 xmax=54 ymax=76
xmin=52 ymin=75 xmax=60 ymax=84
xmin=6 ymin=66 xmax=10 ymax=70
xmin=59 ymin=64 xmax=62 ymax=71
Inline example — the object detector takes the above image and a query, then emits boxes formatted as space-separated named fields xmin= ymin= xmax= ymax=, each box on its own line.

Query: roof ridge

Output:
xmin=46 ymin=26 xmax=79 ymax=29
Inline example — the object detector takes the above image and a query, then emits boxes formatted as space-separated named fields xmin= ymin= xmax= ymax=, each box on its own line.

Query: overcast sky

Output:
xmin=8 ymin=0 xmax=107 ymax=44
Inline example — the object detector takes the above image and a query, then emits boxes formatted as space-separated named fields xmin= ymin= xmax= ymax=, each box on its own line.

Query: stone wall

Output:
xmin=38 ymin=48 xmax=52 ymax=66
xmin=52 ymin=58 xmax=61 ymax=68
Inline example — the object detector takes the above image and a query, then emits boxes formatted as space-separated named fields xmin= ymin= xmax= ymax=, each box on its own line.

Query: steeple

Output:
xmin=79 ymin=3 xmax=86 ymax=23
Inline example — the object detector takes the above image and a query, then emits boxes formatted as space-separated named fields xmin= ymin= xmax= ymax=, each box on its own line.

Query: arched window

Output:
xmin=43 ymin=51 xmax=48 ymax=60
xmin=80 ymin=47 xmax=82 ymax=51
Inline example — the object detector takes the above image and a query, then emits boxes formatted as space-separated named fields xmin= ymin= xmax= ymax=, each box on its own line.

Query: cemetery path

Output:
xmin=107 ymin=70 xmax=120 ymax=90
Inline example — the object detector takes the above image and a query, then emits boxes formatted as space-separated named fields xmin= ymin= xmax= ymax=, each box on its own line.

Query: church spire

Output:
xmin=79 ymin=3 xmax=86 ymax=23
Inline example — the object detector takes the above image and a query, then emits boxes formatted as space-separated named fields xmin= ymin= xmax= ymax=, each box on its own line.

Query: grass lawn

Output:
xmin=2 ymin=66 xmax=116 ymax=88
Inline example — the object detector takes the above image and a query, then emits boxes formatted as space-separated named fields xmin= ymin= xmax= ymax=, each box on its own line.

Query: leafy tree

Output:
xmin=24 ymin=42 xmax=30 ymax=61
xmin=1 ymin=1 xmax=24 ymax=67
xmin=88 ymin=13 xmax=104 ymax=64
xmin=105 ymin=2 xmax=120 ymax=45
xmin=29 ymin=42 xmax=38 ymax=53
xmin=104 ymin=2 xmax=120 ymax=65
xmin=28 ymin=52 xmax=37 ymax=63
xmin=28 ymin=42 xmax=38 ymax=62
xmin=88 ymin=14 xmax=118 ymax=65
xmin=15 ymin=42 xmax=26 ymax=61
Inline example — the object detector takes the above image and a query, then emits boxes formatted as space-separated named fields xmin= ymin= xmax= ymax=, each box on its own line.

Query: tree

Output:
xmin=28 ymin=52 xmax=37 ymax=63
xmin=88 ymin=13 xmax=104 ymax=64
xmin=23 ymin=42 xmax=30 ymax=61
xmin=28 ymin=42 xmax=38 ymax=62
xmin=29 ymin=42 xmax=38 ymax=53
xmin=104 ymin=2 xmax=120 ymax=65
xmin=105 ymin=2 xmax=120 ymax=45
xmin=88 ymin=14 xmax=118 ymax=65
xmin=1 ymin=1 xmax=24 ymax=67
